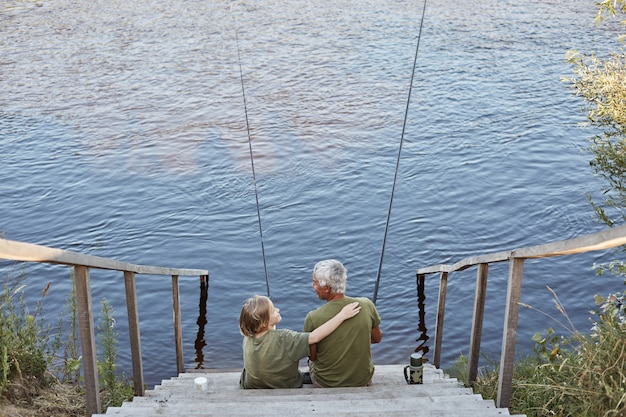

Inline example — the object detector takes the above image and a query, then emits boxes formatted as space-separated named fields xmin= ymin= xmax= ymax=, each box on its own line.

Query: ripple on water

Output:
xmin=0 ymin=0 xmax=620 ymax=386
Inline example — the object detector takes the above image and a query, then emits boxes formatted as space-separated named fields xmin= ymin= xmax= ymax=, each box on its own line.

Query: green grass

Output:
xmin=0 ymin=265 xmax=133 ymax=412
xmin=0 ymin=266 xmax=52 ymax=397
xmin=449 ymin=289 xmax=626 ymax=417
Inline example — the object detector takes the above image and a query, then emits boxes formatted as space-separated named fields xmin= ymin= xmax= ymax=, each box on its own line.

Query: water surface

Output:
xmin=1 ymin=0 xmax=622 ymax=386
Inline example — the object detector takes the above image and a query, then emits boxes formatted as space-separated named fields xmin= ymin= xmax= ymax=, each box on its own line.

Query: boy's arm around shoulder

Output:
xmin=308 ymin=302 xmax=361 ymax=344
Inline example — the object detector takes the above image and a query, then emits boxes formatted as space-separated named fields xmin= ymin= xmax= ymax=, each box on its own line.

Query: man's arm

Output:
xmin=371 ymin=326 xmax=382 ymax=344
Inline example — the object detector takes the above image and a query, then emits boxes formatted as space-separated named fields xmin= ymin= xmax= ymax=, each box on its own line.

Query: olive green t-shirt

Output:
xmin=240 ymin=329 xmax=310 ymax=389
xmin=303 ymin=296 xmax=381 ymax=387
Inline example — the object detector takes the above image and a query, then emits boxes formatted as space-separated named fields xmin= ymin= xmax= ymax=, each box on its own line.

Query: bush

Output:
xmin=0 ymin=266 xmax=135 ymax=414
xmin=97 ymin=298 xmax=134 ymax=410
xmin=0 ymin=267 xmax=53 ymax=398
xmin=451 ymin=291 xmax=626 ymax=416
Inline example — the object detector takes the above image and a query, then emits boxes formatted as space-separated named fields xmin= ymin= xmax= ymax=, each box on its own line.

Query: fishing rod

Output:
xmin=232 ymin=16 xmax=271 ymax=298
xmin=373 ymin=0 xmax=427 ymax=305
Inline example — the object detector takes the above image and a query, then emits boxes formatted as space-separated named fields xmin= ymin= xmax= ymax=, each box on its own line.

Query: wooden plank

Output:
xmin=513 ymin=224 xmax=626 ymax=258
xmin=468 ymin=263 xmax=488 ymax=383
xmin=74 ymin=266 xmax=101 ymax=415
xmin=417 ymin=224 xmax=626 ymax=276
xmin=94 ymin=365 xmax=522 ymax=417
xmin=497 ymin=258 xmax=524 ymax=408
xmin=433 ymin=271 xmax=448 ymax=368
xmin=124 ymin=271 xmax=145 ymax=396
xmin=172 ymin=275 xmax=184 ymax=374
xmin=0 ymin=238 xmax=207 ymax=277
xmin=416 ymin=251 xmax=511 ymax=275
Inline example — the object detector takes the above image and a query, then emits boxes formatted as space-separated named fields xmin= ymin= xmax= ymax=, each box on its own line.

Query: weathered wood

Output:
xmin=417 ymin=224 xmax=626 ymax=276
xmin=0 ymin=238 xmax=207 ymax=412
xmin=74 ymin=266 xmax=101 ymax=415
xmin=0 ymin=238 xmax=207 ymax=277
xmin=497 ymin=258 xmax=524 ymax=408
xmin=92 ymin=365 xmax=525 ymax=417
xmin=171 ymin=275 xmax=184 ymax=374
xmin=417 ymin=226 xmax=626 ymax=407
xmin=124 ymin=271 xmax=144 ymax=396
xmin=468 ymin=263 xmax=488 ymax=384
xmin=514 ymin=224 xmax=626 ymax=258
xmin=433 ymin=271 xmax=448 ymax=368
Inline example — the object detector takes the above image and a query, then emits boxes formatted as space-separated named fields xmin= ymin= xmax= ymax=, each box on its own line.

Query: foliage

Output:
xmin=565 ymin=0 xmax=626 ymax=228
xmin=97 ymin=298 xmax=134 ymax=410
xmin=452 ymin=291 xmax=626 ymax=416
xmin=1 ymin=266 xmax=134 ymax=414
xmin=61 ymin=269 xmax=80 ymax=384
xmin=0 ymin=267 xmax=53 ymax=398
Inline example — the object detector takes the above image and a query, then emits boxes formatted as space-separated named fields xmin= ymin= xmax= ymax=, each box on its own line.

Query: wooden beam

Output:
xmin=433 ymin=271 xmax=448 ymax=369
xmin=124 ymin=271 xmax=144 ymax=396
xmin=468 ymin=263 xmax=488 ymax=383
xmin=513 ymin=225 xmax=626 ymax=258
xmin=172 ymin=275 xmax=184 ymax=374
xmin=497 ymin=258 xmax=524 ymax=408
xmin=74 ymin=266 xmax=101 ymax=415
xmin=416 ymin=224 xmax=626 ymax=276
xmin=0 ymin=238 xmax=207 ymax=277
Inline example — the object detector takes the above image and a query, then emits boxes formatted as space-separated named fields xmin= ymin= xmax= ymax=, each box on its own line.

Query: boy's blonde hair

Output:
xmin=239 ymin=295 xmax=272 ymax=337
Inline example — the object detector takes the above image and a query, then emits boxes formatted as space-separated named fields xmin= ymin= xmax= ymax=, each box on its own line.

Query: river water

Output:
xmin=1 ymin=0 xmax=622 ymax=387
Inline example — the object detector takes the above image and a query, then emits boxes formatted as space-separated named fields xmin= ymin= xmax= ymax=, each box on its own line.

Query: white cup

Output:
xmin=194 ymin=376 xmax=208 ymax=391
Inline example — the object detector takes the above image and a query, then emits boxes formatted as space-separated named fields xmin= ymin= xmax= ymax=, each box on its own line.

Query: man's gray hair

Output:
xmin=313 ymin=259 xmax=347 ymax=294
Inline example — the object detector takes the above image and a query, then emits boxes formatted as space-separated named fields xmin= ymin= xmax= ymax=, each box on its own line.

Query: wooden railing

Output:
xmin=416 ymin=224 xmax=626 ymax=409
xmin=0 ymin=238 xmax=208 ymax=416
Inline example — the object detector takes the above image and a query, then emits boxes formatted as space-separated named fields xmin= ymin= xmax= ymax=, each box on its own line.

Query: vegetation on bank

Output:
xmin=0 ymin=267 xmax=132 ymax=416
xmin=566 ymin=0 xmax=626 ymax=229
xmin=449 ymin=289 xmax=626 ymax=416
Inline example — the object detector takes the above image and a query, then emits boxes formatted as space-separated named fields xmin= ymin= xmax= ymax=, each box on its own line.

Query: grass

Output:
xmin=0 ymin=266 xmax=52 ymax=400
xmin=449 ymin=288 xmax=626 ymax=417
xmin=0 ymin=265 xmax=133 ymax=416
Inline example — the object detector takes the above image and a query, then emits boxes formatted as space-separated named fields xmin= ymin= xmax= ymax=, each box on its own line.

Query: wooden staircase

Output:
xmin=94 ymin=364 xmax=526 ymax=416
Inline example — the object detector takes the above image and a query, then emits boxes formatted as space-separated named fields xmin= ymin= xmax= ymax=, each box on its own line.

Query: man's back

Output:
xmin=304 ymin=296 xmax=381 ymax=387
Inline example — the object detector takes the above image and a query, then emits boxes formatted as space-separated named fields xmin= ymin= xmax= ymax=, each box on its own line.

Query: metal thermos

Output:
xmin=403 ymin=352 xmax=423 ymax=384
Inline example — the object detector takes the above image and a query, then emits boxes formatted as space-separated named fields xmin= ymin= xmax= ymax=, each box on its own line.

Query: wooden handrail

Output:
xmin=0 ymin=238 xmax=208 ymax=416
xmin=0 ymin=238 xmax=206 ymax=276
xmin=416 ymin=224 xmax=626 ymax=409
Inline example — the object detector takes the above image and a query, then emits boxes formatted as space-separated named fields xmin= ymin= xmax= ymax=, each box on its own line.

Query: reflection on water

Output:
xmin=194 ymin=275 xmax=209 ymax=369
xmin=1 ymin=0 xmax=621 ymax=387
xmin=414 ymin=274 xmax=429 ymax=358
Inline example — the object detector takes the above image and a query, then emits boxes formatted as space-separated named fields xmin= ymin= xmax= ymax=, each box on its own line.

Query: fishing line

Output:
xmin=373 ymin=0 xmax=427 ymax=305
xmin=232 ymin=14 xmax=271 ymax=298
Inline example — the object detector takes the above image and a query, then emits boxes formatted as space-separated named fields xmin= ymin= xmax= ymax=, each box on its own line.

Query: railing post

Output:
xmin=433 ymin=271 xmax=448 ymax=368
xmin=74 ymin=265 xmax=101 ymax=415
xmin=171 ymin=274 xmax=184 ymax=374
xmin=497 ymin=257 xmax=524 ymax=408
xmin=468 ymin=263 xmax=488 ymax=383
xmin=124 ymin=271 xmax=144 ymax=396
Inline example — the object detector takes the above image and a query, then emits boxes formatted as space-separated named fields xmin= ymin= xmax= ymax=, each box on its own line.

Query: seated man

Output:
xmin=304 ymin=259 xmax=383 ymax=387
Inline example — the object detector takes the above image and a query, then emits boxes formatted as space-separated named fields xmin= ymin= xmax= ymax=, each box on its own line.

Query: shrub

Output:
xmin=0 ymin=267 xmax=53 ymax=398
xmin=451 ymin=290 xmax=626 ymax=416
xmin=97 ymin=298 xmax=134 ymax=410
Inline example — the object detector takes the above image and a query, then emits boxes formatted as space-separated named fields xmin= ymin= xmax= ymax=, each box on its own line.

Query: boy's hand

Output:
xmin=340 ymin=302 xmax=361 ymax=319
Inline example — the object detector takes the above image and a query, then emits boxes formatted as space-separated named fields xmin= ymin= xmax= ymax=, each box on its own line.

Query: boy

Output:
xmin=239 ymin=295 xmax=360 ymax=389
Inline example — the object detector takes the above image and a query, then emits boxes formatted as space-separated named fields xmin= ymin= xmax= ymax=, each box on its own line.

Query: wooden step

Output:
xmin=93 ymin=364 xmax=526 ymax=417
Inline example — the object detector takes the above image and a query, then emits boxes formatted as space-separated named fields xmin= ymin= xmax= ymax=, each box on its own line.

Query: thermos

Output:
xmin=403 ymin=352 xmax=423 ymax=384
